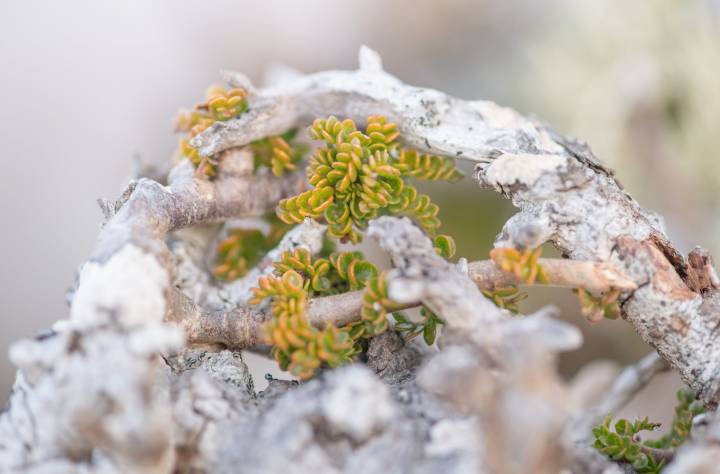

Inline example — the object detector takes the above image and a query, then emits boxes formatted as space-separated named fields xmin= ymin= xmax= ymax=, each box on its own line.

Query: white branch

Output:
xmin=191 ymin=48 xmax=566 ymax=165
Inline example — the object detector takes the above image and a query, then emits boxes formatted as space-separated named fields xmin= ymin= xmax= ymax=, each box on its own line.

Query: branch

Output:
xmin=167 ymin=250 xmax=632 ymax=348
xmin=570 ymin=352 xmax=670 ymax=436
xmin=191 ymin=47 xmax=575 ymax=167
xmin=0 ymin=147 xmax=304 ymax=471
xmin=186 ymin=45 xmax=720 ymax=406
xmin=5 ymin=46 xmax=718 ymax=472
xmin=94 ymin=156 xmax=304 ymax=264
xmin=468 ymin=258 xmax=637 ymax=293
xmin=366 ymin=216 xmax=583 ymax=473
xmin=475 ymin=143 xmax=720 ymax=404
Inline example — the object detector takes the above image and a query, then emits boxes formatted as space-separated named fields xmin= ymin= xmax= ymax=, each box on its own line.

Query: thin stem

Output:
xmin=167 ymin=256 xmax=637 ymax=349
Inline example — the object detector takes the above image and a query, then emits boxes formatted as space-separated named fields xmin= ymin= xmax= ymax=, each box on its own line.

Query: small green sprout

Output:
xmin=392 ymin=307 xmax=444 ymax=345
xmin=433 ymin=234 xmax=456 ymax=259
xmin=482 ymin=286 xmax=528 ymax=313
xmin=592 ymin=388 xmax=705 ymax=473
xmin=575 ymin=288 xmax=622 ymax=324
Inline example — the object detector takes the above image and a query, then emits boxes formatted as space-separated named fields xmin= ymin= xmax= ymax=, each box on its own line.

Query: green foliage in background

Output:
xmin=251 ymin=129 xmax=308 ymax=177
xmin=213 ymin=214 xmax=291 ymax=281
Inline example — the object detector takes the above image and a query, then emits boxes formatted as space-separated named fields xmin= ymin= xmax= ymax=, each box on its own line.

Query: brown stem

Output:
xmin=167 ymin=256 xmax=637 ymax=349
xmin=468 ymin=258 xmax=637 ymax=293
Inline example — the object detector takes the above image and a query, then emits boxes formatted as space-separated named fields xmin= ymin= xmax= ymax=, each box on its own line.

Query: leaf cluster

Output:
xmin=175 ymin=86 xmax=306 ymax=179
xmin=250 ymin=269 xmax=357 ymax=378
xmin=175 ymin=87 xmax=248 ymax=178
xmin=482 ymin=286 xmax=528 ymax=313
xmin=250 ymin=239 xmax=453 ymax=378
xmin=250 ymin=248 xmax=382 ymax=378
xmin=277 ymin=115 xmax=463 ymax=243
xmin=489 ymin=247 xmax=548 ymax=285
xmin=593 ymin=416 xmax=665 ymax=473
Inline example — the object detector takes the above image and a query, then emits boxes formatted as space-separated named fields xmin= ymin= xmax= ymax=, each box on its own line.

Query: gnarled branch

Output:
xmin=2 ymin=46 xmax=717 ymax=474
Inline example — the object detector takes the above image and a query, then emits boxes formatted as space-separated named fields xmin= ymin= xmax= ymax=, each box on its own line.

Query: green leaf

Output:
xmin=352 ymin=261 xmax=379 ymax=286
xmin=615 ymin=419 xmax=629 ymax=436
xmin=423 ymin=318 xmax=437 ymax=345
xmin=433 ymin=234 xmax=456 ymax=259
xmin=632 ymin=453 xmax=649 ymax=470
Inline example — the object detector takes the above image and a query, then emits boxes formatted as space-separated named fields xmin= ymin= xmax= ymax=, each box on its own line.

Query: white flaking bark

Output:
xmin=369 ymin=217 xmax=594 ymax=473
xmin=190 ymin=49 xmax=565 ymax=164
xmin=474 ymin=139 xmax=720 ymax=407
xmin=0 ymin=137 xmax=303 ymax=472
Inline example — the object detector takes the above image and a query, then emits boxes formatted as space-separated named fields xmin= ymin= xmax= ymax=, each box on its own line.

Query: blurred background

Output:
xmin=1 ymin=0 xmax=718 ymax=426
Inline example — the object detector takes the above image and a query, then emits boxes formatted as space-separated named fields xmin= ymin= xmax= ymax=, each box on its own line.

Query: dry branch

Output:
xmin=190 ymin=46 xmax=720 ymax=407
xmin=2 ymin=46 xmax=718 ymax=473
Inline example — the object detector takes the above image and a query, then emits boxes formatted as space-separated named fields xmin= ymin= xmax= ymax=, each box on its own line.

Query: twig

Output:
xmin=468 ymin=258 xmax=636 ymax=293
xmin=591 ymin=352 xmax=670 ymax=423
xmin=190 ymin=47 xmax=566 ymax=164
xmin=167 ymin=253 xmax=635 ymax=348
